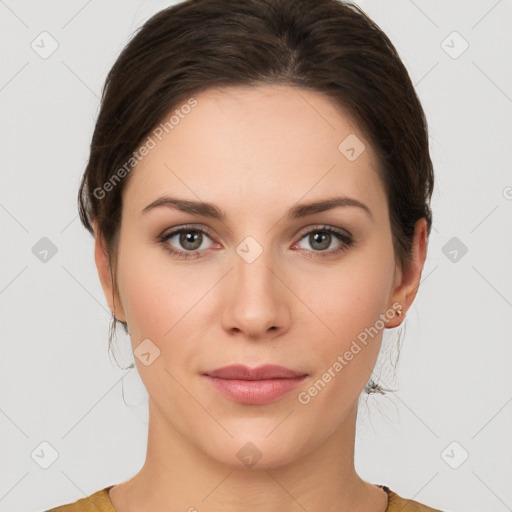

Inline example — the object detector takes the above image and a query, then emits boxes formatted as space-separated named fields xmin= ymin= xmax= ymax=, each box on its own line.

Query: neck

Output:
xmin=110 ymin=399 xmax=387 ymax=512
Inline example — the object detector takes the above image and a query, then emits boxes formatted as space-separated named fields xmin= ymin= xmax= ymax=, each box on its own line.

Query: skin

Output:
xmin=94 ymin=84 xmax=427 ymax=512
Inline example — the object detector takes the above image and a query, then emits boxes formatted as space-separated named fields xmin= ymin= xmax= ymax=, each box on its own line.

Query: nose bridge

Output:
xmin=222 ymin=232 xmax=288 ymax=335
xmin=233 ymin=233 xmax=277 ymax=298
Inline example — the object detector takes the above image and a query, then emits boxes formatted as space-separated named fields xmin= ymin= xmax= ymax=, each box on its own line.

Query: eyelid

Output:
xmin=159 ymin=223 xmax=218 ymax=252
xmin=296 ymin=223 xmax=351 ymax=240
xmin=160 ymin=223 xmax=215 ymax=239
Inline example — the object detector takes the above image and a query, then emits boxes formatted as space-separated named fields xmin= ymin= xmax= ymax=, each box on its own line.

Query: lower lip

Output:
xmin=204 ymin=375 xmax=308 ymax=405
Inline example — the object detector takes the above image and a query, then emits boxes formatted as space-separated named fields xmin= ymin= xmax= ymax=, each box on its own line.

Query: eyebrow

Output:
xmin=141 ymin=195 xmax=373 ymax=220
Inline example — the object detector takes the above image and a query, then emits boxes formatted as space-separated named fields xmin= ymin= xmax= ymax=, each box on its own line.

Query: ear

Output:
xmin=93 ymin=221 xmax=126 ymax=322
xmin=386 ymin=217 xmax=428 ymax=328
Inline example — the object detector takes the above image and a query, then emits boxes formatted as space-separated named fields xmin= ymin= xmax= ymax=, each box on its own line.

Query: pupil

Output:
xmin=312 ymin=232 xmax=330 ymax=250
xmin=182 ymin=231 xmax=201 ymax=249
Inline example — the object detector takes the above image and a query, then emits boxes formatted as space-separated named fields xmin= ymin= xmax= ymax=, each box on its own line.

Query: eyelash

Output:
xmin=158 ymin=224 xmax=355 ymax=260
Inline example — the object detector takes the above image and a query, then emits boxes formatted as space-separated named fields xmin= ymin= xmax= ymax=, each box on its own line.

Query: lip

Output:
xmin=203 ymin=364 xmax=308 ymax=405
xmin=205 ymin=364 xmax=307 ymax=380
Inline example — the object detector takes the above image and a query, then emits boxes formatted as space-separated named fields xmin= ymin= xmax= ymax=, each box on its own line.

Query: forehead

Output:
xmin=123 ymin=84 xmax=386 ymax=218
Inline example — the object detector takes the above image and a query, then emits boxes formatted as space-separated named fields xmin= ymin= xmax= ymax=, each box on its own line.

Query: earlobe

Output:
xmin=386 ymin=218 xmax=428 ymax=328
xmin=92 ymin=222 xmax=126 ymax=322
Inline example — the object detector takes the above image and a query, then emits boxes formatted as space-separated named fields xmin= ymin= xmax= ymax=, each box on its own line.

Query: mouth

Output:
xmin=202 ymin=364 xmax=308 ymax=405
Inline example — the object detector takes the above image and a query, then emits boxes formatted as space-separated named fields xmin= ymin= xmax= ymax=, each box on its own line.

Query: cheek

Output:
xmin=316 ymin=248 xmax=395 ymax=345
xmin=115 ymin=240 xmax=207 ymax=403
xmin=115 ymin=233 xmax=215 ymax=355
xmin=296 ymin=274 xmax=391 ymax=425
xmin=118 ymin=263 xmax=193 ymax=340
xmin=302 ymin=242 xmax=396 ymax=395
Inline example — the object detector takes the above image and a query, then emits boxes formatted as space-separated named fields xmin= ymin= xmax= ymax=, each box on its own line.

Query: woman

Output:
xmin=48 ymin=0 xmax=443 ymax=510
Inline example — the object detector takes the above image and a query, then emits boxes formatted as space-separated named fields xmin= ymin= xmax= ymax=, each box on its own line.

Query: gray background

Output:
xmin=1 ymin=1 xmax=511 ymax=511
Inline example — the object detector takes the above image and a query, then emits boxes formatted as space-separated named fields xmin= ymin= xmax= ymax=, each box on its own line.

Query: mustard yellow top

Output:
xmin=45 ymin=484 xmax=444 ymax=511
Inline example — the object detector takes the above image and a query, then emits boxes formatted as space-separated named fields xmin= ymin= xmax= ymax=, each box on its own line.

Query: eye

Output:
xmin=158 ymin=224 xmax=354 ymax=260
xmin=159 ymin=225 xmax=215 ymax=259
xmin=294 ymin=225 xmax=354 ymax=258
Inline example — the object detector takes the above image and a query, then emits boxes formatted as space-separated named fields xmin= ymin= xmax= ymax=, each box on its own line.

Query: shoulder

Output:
xmin=44 ymin=486 xmax=115 ymax=512
xmin=382 ymin=486 xmax=444 ymax=511
xmin=44 ymin=483 xmax=445 ymax=512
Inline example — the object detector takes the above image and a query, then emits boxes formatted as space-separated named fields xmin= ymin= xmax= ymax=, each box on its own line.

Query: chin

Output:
xmin=197 ymin=425 xmax=312 ymax=470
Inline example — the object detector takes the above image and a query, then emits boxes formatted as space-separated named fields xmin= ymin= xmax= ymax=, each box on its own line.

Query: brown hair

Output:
xmin=78 ymin=0 xmax=434 ymax=392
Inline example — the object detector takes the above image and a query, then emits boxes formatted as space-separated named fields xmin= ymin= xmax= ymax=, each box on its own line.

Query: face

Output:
xmin=95 ymin=84 xmax=422 ymax=468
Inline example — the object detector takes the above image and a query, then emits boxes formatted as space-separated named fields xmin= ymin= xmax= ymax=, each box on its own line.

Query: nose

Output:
xmin=221 ymin=242 xmax=291 ymax=340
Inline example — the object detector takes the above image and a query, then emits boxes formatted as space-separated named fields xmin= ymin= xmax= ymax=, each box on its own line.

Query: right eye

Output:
xmin=159 ymin=225 xmax=216 ymax=259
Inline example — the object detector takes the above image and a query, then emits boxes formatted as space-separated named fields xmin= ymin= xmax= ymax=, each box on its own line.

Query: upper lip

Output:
xmin=204 ymin=364 xmax=307 ymax=380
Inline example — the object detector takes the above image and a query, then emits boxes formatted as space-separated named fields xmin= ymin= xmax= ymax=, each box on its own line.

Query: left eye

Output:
xmin=295 ymin=228 xmax=352 ymax=253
